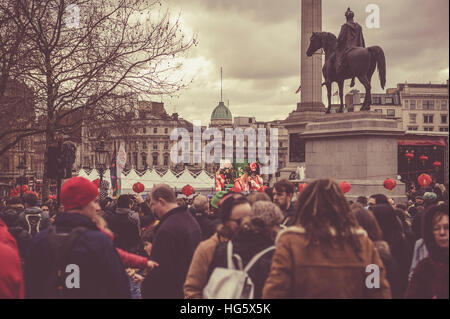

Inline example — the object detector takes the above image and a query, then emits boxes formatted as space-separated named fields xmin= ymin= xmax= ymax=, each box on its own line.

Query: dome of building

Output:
xmin=211 ymin=101 xmax=232 ymax=120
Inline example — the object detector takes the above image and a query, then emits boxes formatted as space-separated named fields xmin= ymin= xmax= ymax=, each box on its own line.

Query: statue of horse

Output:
xmin=306 ymin=32 xmax=386 ymax=113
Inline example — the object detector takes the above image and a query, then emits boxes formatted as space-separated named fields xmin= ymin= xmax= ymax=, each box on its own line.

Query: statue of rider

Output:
xmin=336 ymin=8 xmax=365 ymax=87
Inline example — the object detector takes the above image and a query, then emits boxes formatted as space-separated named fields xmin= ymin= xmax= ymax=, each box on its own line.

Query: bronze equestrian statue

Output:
xmin=307 ymin=8 xmax=386 ymax=113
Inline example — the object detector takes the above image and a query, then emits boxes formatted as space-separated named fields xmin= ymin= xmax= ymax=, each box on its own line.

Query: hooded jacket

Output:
xmin=106 ymin=207 xmax=141 ymax=253
xmin=263 ymin=225 xmax=391 ymax=299
xmin=25 ymin=212 xmax=130 ymax=299
xmin=405 ymin=204 xmax=449 ymax=299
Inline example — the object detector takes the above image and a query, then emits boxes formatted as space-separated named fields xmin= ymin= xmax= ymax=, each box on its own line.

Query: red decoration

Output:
xmin=383 ymin=178 xmax=397 ymax=191
xmin=339 ymin=181 xmax=352 ymax=194
xmin=433 ymin=161 xmax=442 ymax=168
xmin=419 ymin=155 xmax=428 ymax=161
xmin=133 ymin=182 xmax=145 ymax=193
xmin=182 ymin=184 xmax=195 ymax=197
xmin=298 ymin=183 xmax=308 ymax=193
xmin=93 ymin=179 xmax=100 ymax=188
xmin=250 ymin=162 xmax=257 ymax=172
xmin=21 ymin=185 xmax=29 ymax=192
xmin=404 ymin=152 xmax=414 ymax=159
xmin=418 ymin=174 xmax=432 ymax=187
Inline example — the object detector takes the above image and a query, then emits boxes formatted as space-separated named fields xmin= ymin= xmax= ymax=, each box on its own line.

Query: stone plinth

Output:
xmin=300 ymin=112 xmax=407 ymax=201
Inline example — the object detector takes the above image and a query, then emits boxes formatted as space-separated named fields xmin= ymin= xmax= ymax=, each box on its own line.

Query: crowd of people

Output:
xmin=0 ymin=176 xmax=448 ymax=299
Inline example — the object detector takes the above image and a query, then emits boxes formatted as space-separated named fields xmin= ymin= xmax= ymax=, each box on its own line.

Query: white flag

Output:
xmin=117 ymin=143 xmax=127 ymax=177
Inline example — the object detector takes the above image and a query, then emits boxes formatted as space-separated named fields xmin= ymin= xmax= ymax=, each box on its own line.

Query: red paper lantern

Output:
xmin=93 ymin=179 xmax=100 ymax=188
xmin=418 ymin=173 xmax=432 ymax=187
xmin=383 ymin=178 xmax=397 ymax=190
xmin=419 ymin=155 xmax=428 ymax=161
xmin=433 ymin=161 xmax=442 ymax=168
xmin=298 ymin=183 xmax=308 ymax=193
xmin=133 ymin=182 xmax=145 ymax=193
xmin=404 ymin=152 xmax=414 ymax=159
xmin=182 ymin=184 xmax=195 ymax=197
xmin=339 ymin=181 xmax=352 ymax=194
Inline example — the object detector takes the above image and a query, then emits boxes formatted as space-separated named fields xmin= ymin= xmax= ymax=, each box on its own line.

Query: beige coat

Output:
xmin=263 ymin=226 xmax=392 ymax=299
xmin=183 ymin=232 xmax=227 ymax=299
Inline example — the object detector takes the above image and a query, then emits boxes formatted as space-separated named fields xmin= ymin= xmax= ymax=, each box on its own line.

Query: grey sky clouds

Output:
xmin=158 ymin=0 xmax=449 ymax=125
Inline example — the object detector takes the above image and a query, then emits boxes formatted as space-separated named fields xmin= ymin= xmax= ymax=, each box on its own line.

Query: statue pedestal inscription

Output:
xmin=300 ymin=112 xmax=407 ymax=201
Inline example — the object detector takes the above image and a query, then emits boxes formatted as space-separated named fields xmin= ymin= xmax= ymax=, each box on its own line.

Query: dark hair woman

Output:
xmin=405 ymin=203 xmax=449 ymax=299
xmin=263 ymin=179 xmax=391 ymax=299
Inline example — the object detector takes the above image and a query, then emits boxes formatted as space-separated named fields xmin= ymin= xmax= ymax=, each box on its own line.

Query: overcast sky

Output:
xmin=156 ymin=0 xmax=449 ymax=125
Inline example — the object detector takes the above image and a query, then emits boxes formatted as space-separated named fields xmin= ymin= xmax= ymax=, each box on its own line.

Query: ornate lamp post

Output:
xmin=95 ymin=138 xmax=108 ymax=188
xmin=17 ymin=155 xmax=26 ymax=200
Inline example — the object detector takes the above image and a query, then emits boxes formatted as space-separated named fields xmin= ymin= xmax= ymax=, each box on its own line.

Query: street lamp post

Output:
xmin=17 ymin=155 xmax=26 ymax=201
xmin=95 ymin=138 xmax=108 ymax=189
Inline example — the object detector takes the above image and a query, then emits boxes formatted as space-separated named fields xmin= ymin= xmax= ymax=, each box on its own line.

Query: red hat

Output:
xmin=61 ymin=177 xmax=99 ymax=210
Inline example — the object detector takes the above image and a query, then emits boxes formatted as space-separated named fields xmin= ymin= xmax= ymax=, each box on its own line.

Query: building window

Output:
xmin=142 ymin=154 xmax=147 ymax=167
xmin=439 ymin=127 xmax=449 ymax=132
xmin=423 ymin=127 xmax=434 ymax=132
xmin=374 ymin=109 xmax=382 ymax=113
xmin=409 ymin=114 xmax=417 ymax=124
xmin=164 ymin=142 xmax=169 ymax=150
xmin=143 ymin=127 xmax=146 ymax=134
xmin=152 ymin=155 xmax=158 ymax=166
xmin=164 ymin=155 xmax=169 ymax=166
xmin=442 ymin=115 xmax=448 ymax=124
xmin=2 ymin=158 xmax=9 ymax=170
xmin=153 ymin=143 xmax=158 ymax=150
xmin=442 ymin=100 xmax=448 ymax=110
xmin=387 ymin=109 xmax=395 ymax=118
xmin=153 ymin=128 xmax=158 ymax=134
xmin=410 ymin=100 xmax=416 ymax=110
xmin=142 ymin=141 xmax=147 ymax=149
xmin=372 ymin=97 xmax=381 ymax=104
xmin=385 ymin=97 xmax=393 ymax=104
xmin=423 ymin=100 xmax=435 ymax=110
xmin=133 ymin=153 xmax=138 ymax=167
xmin=164 ymin=128 xmax=168 ymax=134
xmin=423 ymin=115 xmax=434 ymax=124
xmin=408 ymin=127 xmax=418 ymax=131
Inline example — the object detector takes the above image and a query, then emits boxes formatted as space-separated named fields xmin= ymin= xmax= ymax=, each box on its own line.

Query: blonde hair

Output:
xmin=193 ymin=194 xmax=209 ymax=212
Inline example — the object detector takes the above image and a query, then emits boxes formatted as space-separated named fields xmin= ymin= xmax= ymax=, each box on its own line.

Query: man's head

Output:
xmin=24 ymin=193 xmax=38 ymax=208
xmin=356 ymin=196 xmax=368 ymax=207
xmin=368 ymin=194 xmax=389 ymax=206
xmin=345 ymin=7 xmax=354 ymax=20
xmin=220 ymin=194 xmax=252 ymax=235
xmin=61 ymin=177 xmax=99 ymax=220
xmin=415 ymin=195 xmax=424 ymax=206
xmin=149 ymin=184 xmax=178 ymax=219
xmin=273 ymin=180 xmax=294 ymax=211
xmin=41 ymin=205 xmax=49 ymax=213
xmin=117 ymin=195 xmax=133 ymax=209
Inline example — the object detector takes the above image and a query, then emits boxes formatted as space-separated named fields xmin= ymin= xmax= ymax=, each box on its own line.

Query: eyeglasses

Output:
xmin=433 ymin=225 xmax=449 ymax=233
xmin=229 ymin=217 xmax=243 ymax=225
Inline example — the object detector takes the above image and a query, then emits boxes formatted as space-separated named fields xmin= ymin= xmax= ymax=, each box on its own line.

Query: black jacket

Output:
xmin=208 ymin=229 xmax=274 ymax=299
xmin=189 ymin=206 xmax=216 ymax=240
xmin=142 ymin=206 xmax=201 ymax=299
xmin=105 ymin=208 xmax=141 ymax=253
xmin=281 ymin=202 xmax=296 ymax=227
xmin=25 ymin=213 xmax=130 ymax=299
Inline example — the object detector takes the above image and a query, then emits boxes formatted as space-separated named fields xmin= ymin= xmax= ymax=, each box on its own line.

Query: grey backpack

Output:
xmin=203 ymin=241 xmax=275 ymax=299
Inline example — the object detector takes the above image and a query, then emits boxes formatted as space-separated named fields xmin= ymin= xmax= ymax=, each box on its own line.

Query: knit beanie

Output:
xmin=61 ymin=177 xmax=99 ymax=210
xmin=210 ymin=191 xmax=228 ymax=209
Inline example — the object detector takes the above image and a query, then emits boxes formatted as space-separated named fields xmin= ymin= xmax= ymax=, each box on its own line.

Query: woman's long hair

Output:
xmin=293 ymin=179 xmax=362 ymax=255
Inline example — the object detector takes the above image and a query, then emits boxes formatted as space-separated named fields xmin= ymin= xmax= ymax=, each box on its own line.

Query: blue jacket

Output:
xmin=25 ymin=213 xmax=130 ymax=299
xmin=142 ymin=206 xmax=201 ymax=299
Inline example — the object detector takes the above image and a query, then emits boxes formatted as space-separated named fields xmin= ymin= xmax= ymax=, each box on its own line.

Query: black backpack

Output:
xmin=25 ymin=213 xmax=43 ymax=236
xmin=41 ymin=226 xmax=88 ymax=299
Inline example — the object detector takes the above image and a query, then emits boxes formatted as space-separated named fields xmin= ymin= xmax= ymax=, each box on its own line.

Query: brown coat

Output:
xmin=183 ymin=232 xmax=228 ymax=299
xmin=263 ymin=226 xmax=392 ymax=299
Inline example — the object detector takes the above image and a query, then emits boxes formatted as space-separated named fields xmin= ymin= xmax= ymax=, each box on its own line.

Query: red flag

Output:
xmin=295 ymin=85 xmax=301 ymax=94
